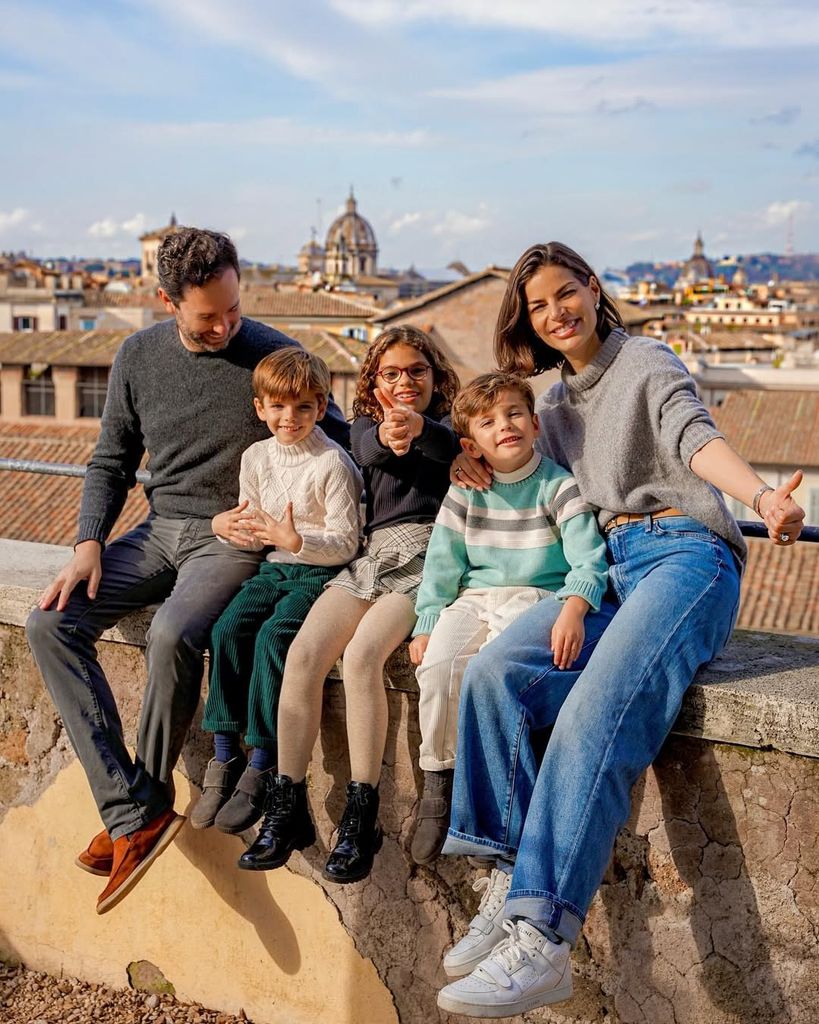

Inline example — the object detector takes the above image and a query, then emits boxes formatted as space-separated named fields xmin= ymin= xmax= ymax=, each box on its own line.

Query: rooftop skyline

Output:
xmin=1 ymin=0 xmax=818 ymax=270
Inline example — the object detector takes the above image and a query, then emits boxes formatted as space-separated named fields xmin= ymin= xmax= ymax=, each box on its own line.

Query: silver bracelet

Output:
xmin=751 ymin=484 xmax=773 ymax=517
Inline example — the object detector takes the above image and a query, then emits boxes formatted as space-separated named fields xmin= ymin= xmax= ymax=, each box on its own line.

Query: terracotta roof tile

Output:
xmin=0 ymin=330 xmax=129 ymax=366
xmin=711 ymin=390 xmax=819 ymax=468
xmin=81 ymin=290 xmax=165 ymax=310
xmin=0 ymin=422 xmax=148 ymax=545
xmin=238 ymin=289 xmax=380 ymax=318
xmin=738 ymin=537 xmax=819 ymax=637
xmin=373 ymin=267 xmax=510 ymax=323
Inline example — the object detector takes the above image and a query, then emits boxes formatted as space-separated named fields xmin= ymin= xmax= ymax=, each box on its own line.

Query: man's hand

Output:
xmin=247 ymin=503 xmax=303 ymax=553
xmin=375 ymin=387 xmax=423 ymax=457
xmin=39 ymin=540 xmax=103 ymax=611
xmin=550 ymin=597 xmax=589 ymax=670
xmin=212 ymin=500 xmax=258 ymax=549
xmin=409 ymin=634 xmax=430 ymax=666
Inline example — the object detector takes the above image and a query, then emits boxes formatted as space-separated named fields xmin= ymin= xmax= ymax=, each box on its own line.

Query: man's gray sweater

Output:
xmin=77 ymin=317 xmax=350 ymax=545
xmin=535 ymin=329 xmax=747 ymax=566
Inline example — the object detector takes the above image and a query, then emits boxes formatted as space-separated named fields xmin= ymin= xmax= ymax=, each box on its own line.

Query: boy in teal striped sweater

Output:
xmin=408 ymin=371 xmax=608 ymax=864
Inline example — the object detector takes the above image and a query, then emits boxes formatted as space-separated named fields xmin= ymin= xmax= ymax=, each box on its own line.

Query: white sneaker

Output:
xmin=443 ymin=868 xmax=512 ymax=978
xmin=437 ymin=919 xmax=572 ymax=1018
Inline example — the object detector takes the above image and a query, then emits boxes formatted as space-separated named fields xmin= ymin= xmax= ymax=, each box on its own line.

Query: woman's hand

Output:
xmin=759 ymin=471 xmax=805 ymax=546
xmin=451 ymin=450 xmax=493 ymax=490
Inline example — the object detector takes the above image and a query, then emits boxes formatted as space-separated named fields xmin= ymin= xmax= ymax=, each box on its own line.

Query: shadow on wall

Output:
xmin=174 ymin=794 xmax=302 ymax=975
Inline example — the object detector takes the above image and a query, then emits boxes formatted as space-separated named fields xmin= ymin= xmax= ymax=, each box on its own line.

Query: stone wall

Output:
xmin=1 ymin=539 xmax=818 ymax=1023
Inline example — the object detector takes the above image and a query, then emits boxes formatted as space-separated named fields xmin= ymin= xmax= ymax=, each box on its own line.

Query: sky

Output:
xmin=0 ymin=0 xmax=817 ymax=272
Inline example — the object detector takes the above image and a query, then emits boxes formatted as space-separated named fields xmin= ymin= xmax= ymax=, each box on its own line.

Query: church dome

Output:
xmin=323 ymin=189 xmax=378 ymax=281
xmin=325 ymin=191 xmax=377 ymax=252
xmin=678 ymin=232 xmax=713 ymax=285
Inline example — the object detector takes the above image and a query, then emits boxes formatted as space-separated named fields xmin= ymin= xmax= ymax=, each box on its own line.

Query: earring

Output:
xmin=595 ymin=301 xmax=600 ymax=310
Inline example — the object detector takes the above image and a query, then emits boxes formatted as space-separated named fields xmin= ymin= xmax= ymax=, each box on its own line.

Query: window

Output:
xmin=12 ymin=316 xmax=38 ymax=331
xmin=342 ymin=326 xmax=368 ymax=341
xmin=77 ymin=367 xmax=109 ymax=418
xmin=57 ymin=314 xmax=68 ymax=330
xmin=22 ymin=366 xmax=55 ymax=416
xmin=80 ymin=318 xmax=97 ymax=331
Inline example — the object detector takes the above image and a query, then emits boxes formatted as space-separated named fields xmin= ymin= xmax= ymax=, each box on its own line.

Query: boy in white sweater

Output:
xmin=191 ymin=348 xmax=363 ymax=839
xmin=408 ymin=371 xmax=607 ymax=864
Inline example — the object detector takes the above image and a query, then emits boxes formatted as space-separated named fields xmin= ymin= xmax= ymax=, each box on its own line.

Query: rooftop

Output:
xmin=711 ymin=389 xmax=819 ymax=467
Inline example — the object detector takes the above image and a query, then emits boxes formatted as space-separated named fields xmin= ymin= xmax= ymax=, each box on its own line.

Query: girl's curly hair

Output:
xmin=352 ymin=325 xmax=461 ymax=422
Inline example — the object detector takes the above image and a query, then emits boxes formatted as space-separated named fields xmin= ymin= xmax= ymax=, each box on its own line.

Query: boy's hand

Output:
xmin=38 ymin=540 xmax=103 ymax=611
xmin=247 ymin=503 xmax=303 ymax=553
xmin=550 ymin=598 xmax=589 ymax=669
xmin=409 ymin=634 xmax=430 ymax=666
xmin=212 ymin=501 xmax=257 ymax=549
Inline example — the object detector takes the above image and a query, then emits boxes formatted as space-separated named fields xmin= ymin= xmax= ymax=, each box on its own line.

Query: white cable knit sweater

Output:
xmin=238 ymin=427 xmax=364 ymax=566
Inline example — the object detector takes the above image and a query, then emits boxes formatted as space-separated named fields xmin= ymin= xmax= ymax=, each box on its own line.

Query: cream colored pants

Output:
xmin=416 ymin=586 xmax=555 ymax=771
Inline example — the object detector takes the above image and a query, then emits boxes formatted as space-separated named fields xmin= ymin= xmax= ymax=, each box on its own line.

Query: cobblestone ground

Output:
xmin=0 ymin=963 xmax=257 ymax=1024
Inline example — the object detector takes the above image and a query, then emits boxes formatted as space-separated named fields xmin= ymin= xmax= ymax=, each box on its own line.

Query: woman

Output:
xmin=436 ymin=242 xmax=805 ymax=1017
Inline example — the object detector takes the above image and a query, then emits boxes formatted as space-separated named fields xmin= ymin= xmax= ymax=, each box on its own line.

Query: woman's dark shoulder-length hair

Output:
xmin=495 ymin=241 xmax=625 ymax=376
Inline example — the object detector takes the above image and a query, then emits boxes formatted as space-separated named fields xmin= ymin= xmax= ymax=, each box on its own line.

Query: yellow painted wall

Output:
xmin=0 ymin=762 xmax=397 ymax=1024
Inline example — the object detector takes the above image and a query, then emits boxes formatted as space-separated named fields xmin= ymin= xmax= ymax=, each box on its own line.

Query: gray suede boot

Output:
xmin=190 ymin=755 xmax=247 ymax=830
xmin=411 ymin=768 xmax=454 ymax=865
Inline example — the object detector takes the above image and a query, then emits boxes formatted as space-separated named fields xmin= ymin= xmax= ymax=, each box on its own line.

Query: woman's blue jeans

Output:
xmin=444 ymin=516 xmax=741 ymax=945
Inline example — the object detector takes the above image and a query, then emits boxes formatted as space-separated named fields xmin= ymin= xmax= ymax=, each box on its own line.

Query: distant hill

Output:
xmin=626 ymin=252 xmax=819 ymax=286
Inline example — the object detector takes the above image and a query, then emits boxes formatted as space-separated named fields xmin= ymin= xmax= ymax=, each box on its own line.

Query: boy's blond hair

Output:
xmin=451 ymin=371 xmax=535 ymax=438
xmin=252 ymin=347 xmax=332 ymax=401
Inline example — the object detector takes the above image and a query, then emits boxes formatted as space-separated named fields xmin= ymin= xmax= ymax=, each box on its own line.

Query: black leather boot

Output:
xmin=238 ymin=774 xmax=315 ymax=871
xmin=323 ymin=781 xmax=383 ymax=884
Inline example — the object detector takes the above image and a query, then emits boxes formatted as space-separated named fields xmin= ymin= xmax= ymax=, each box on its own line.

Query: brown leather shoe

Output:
xmin=96 ymin=809 xmax=185 ymax=915
xmin=76 ymin=828 xmax=114 ymax=876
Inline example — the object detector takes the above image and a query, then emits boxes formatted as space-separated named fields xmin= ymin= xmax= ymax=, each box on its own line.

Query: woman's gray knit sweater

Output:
xmin=534 ymin=329 xmax=747 ymax=567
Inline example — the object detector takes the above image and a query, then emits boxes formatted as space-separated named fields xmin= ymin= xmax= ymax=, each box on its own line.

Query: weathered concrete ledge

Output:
xmin=1 ymin=538 xmax=819 ymax=1024
xmin=3 ymin=538 xmax=817 ymax=759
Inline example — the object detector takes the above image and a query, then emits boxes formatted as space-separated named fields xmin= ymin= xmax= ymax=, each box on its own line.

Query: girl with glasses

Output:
xmin=240 ymin=325 xmax=460 ymax=883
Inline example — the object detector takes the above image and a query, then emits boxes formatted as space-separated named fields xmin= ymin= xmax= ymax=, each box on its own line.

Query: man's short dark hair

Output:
xmin=156 ymin=227 xmax=240 ymax=305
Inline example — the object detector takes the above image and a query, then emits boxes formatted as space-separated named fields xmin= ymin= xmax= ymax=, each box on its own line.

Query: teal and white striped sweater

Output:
xmin=413 ymin=452 xmax=608 ymax=636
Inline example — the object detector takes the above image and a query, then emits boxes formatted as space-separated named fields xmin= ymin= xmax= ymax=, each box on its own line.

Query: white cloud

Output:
xmin=88 ymin=217 xmax=120 ymax=239
xmin=134 ymin=116 xmax=433 ymax=150
xmin=88 ymin=214 xmax=152 ymax=239
xmin=0 ymin=208 xmax=29 ymax=232
xmin=122 ymin=213 xmax=148 ymax=234
xmin=389 ymin=212 xmax=423 ymax=233
xmin=764 ymin=200 xmax=813 ymax=226
xmin=432 ymin=208 xmax=490 ymax=237
xmin=331 ymin=0 xmax=819 ymax=49
xmin=228 ymin=226 xmax=248 ymax=241
xmin=432 ymin=53 xmax=760 ymax=115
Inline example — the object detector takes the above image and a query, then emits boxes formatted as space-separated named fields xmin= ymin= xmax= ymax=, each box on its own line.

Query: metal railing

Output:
xmin=0 ymin=457 xmax=817 ymax=542
xmin=0 ymin=457 xmax=150 ymax=485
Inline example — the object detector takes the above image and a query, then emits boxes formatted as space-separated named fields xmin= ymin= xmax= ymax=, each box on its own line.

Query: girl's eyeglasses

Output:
xmin=376 ymin=364 xmax=432 ymax=384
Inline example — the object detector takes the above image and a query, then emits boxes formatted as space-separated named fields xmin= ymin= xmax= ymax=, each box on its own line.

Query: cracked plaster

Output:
xmin=1 ymin=606 xmax=819 ymax=1022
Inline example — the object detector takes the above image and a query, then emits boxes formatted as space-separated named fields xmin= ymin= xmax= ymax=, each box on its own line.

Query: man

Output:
xmin=26 ymin=227 xmax=349 ymax=914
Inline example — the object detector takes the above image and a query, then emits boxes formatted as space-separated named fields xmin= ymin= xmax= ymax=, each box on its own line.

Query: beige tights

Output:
xmin=277 ymin=587 xmax=416 ymax=786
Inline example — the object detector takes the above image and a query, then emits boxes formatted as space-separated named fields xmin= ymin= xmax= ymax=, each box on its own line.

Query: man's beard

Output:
xmin=175 ymin=313 xmax=239 ymax=352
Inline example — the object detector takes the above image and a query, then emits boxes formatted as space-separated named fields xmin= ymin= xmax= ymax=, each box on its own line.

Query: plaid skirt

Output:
xmin=328 ymin=522 xmax=434 ymax=602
